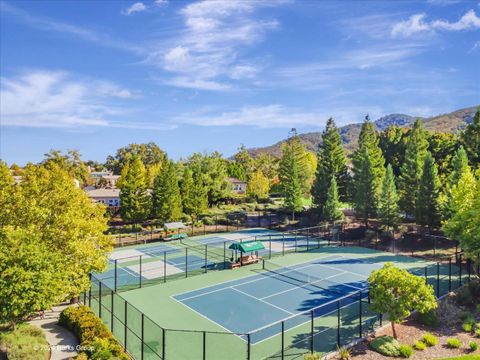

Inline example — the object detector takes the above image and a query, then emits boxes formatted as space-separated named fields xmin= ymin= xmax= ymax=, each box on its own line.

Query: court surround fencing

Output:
xmin=84 ymin=240 xmax=476 ymax=360
xmin=94 ymin=225 xmax=340 ymax=293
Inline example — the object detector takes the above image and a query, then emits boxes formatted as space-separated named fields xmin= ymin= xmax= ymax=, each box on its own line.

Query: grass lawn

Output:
xmin=0 ymin=323 xmax=49 ymax=360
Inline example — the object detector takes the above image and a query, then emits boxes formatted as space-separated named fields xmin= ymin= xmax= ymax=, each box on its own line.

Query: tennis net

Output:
xmin=262 ymin=259 xmax=363 ymax=298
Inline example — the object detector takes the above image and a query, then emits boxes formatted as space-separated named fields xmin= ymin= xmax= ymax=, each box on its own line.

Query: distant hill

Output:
xmin=247 ymin=106 xmax=478 ymax=157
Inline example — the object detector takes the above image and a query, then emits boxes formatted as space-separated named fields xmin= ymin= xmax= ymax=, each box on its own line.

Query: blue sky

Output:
xmin=1 ymin=0 xmax=479 ymax=165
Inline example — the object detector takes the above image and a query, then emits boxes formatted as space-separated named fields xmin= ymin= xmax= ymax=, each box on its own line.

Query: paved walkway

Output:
xmin=29 ymin=303 xmax=79 ymax=360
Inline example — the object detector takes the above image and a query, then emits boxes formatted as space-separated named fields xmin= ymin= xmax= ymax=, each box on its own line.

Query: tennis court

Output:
xmin=172 ymin=254 xmax=379 ymax=343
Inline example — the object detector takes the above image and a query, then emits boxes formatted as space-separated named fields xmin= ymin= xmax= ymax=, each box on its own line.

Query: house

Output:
xmin=86 ymin=188 xmax=120 ymax=207
xmin=228 ymin=177 xmax=247 ymax=194
xmin=89 ymin=170 xmax=113 ymax=179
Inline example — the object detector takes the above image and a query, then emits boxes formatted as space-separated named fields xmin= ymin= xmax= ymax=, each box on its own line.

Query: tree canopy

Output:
xmin=369 ymin=263 xmax=437 ymax=339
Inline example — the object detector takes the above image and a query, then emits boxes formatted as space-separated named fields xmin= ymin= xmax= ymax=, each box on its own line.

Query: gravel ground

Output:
xmin=346 ymin=293 xmax=479 ymax=360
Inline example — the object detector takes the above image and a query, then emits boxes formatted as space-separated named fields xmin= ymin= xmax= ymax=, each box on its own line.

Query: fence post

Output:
xmin=436 ymin=262 xmax=440 ymax=298
xmin=424 ymin=266 xmax=428 ymax=283
xmin=459 ymin=253 xmax=463 ymax=286
xmin=99 ymin=281 xmax=102 ymax=319
xmin=114 ymin=259 xmax=118 ymax=292
xmin=448 ymin=257 xmax=452 ymax=292
xmin=310 ymin=310 xmax=314 ymax=353
xmin=281 ymin=321 xmax=285 ymax=360
xmin=203 ymin=331 xmax=206 ymax=360
xmin=247 ymin=334 xmax=251 ymax=360
xmin=162 ymin=329 xmax=166 ymax=360
xmin=205 ymin=245 xmax=208 ymax=273
xmin=164 ymin=251 xmax=167 ymax=283
xmin=295 ymin=231 xmax=298 ymax=253
xmin=139 ymin=255 xmax=143 ymax=288
xmin=337 ymin=300 xmax=341 ymax=347
xmin=224 ymin=241 xmax=227 ymax=270
xmin=468 ymin=258 xmax=471 ymax=281
xmin=185 ymin=248 xmax=188 ymax=278
xmin=111 ymin=290 xmax=114 ymax=333
xmin=269 ymin=240 xmax=272 ymax=259
xmin=359 ymin=291 xmax=363 ymax=338
xmin=124 ymin=301 xmax=128 ymax=350
xmin=282 ymin=235 xmax=285 ymax=256
xmin=141 ymin=314 xmax=145 ymax=360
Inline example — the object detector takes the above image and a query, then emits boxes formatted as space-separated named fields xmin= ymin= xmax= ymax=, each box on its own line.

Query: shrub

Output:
xmin=476 ymin=304 xmax=480 ymax=313
xmin=460 ymin=311 xmax=474 ymax=322
xmin=337 ymin=345 xmax=351 ymax=360
xmin=457 ymin=286 xmax=474 ymax=306
xmin=447 ymin=338 xmax=462 ymax=349
xmin=422 ymin=332 xmax=438 ymax=346
xmin=370 ymin=336 xmax=401 ymax=357
xmin=417 ymin=309 xmax=439 ymax=327
xmin=0 ymin=323 xmax=49 ymax=360
xmin=59 ymin=305 xmax=129 ymax=360
xmin=470 ymin=341 xmax=479 ymax=351
xmin=414 ymin=340 xmax=427 ymax=350
xmin=476 ymin=328 xmax=480 ymax=337
xmin=464 ymin=322 xmax=474 ymax=332
xmin=469 ymin=280 xmax=480 ymax=298
xmin=303 ymin=353 xmax=320 ymax=360
xmin=399 ymin=344 xmax=414 ymax=358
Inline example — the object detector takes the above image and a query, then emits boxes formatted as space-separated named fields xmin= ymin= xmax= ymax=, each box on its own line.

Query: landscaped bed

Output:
xmin=0 ymin=323 xmax=50 ymax=360
xmin=346 ymin=282 xmax=480 ymax=359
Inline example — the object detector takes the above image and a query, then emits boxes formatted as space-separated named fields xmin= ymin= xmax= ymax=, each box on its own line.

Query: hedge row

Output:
xmin=59 ymin=305 xmax=129 ymax=360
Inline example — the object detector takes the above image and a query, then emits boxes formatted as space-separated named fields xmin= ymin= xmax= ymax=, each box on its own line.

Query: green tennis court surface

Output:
xmin=110 ymin=246 xmax=440 ymax=359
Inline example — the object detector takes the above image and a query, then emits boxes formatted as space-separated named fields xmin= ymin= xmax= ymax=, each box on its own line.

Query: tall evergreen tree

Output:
xmin=0 ymin=161 xmax=16 ymax=227
xmin=398 ymin=119 xmax=428 ymax=218
xmin=352 ymin=115 xmax=385 ymax=214
xmin=462 ymin=107 xmax=480 ymax=169
xmin=323 ymin=176 xmax=344 ymax=222
xmin=279 ymin=130 xmax=307 ymax=219
xmin=378 ymin=164 xmax=399 ymax=230
xmin=312 ymin=118 xmax=349 ymax=216
xmin=416 ymin=152 xmax=441 ymax=228
xmin=190 ymin=174 xmax=208 ymax=220
xmin=181 ymin=167 xmax=194 ymax=215
xmin=353 ymin=148 xmax=377 ymax=225
xmin=152 ymin=160 xmax=183 ymax=223
xmin=119 ymin=156 xmax=151 ymax=225
xmin=448 ymin=146 xmax=469 ymax=187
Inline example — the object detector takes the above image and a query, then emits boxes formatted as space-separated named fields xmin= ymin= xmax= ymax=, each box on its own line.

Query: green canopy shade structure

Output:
xmin=229 ymin=241 xmax=265 ymax=253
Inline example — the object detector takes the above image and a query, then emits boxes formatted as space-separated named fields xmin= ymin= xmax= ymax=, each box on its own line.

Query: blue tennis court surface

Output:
xmin=173 ymin=254 xmax=381 ymax=343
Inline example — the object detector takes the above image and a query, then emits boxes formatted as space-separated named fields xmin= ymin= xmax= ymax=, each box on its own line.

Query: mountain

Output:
xmin=247 ymin=106 xmax=478 ymax=157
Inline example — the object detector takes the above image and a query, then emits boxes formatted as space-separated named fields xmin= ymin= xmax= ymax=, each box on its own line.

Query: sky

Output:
xmin=1 ymin=0 xmax=479 ymax=165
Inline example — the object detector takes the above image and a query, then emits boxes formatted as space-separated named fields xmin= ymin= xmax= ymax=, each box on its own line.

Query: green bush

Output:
xmin=370 ymin=336 xmax=401 ymax=357
xmin=470 ymin=341 xmax=479 ymax=351
xmin=0 ymin=323 xmax=49 ymax=360
xmin=476 ymin=328 xmax=480 ymax=337
xmin=460 ymin=312 xmax=474 ymax=322
xmin=399 ymin=344 xmax=414 ymax=358
xmin=464 ymin=322 xmax=474 ymax=332
xmin=447 ymin=338 xmax=462 ymax=349
xmin=414 ymin=340 xmax=427 ymax=350
xmin=422 ymin=332 xmax=438 ymax=346
xmin=417 ymin=309 xmax=439 ymax=327
xmin=59 ymin=305 xmax=129 ymax=360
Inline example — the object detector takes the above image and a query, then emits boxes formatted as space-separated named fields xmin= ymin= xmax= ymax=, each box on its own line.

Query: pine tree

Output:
xmin=152 ymin=160 xmax=183 ymax=223
xmin=354 ymin=148 xmax=377 ymax=225
xmin=448 ymin=146 xmax=470 ymax=187
xmin=279 ymin=130 xmax=307 ymax=219
xmin=378 ymin=164 xmax=399 ymax=230
xmin=181 ymin=167 xmax=194 ymax=215
xmin=352 ymin=115 xmax=385 ymax=214
xmin=191 ymin=174 xmax=208 ymax=219
xmin=462 ymin=107 xmax=480 ymax=169
xmin=416 ymin=152 xmax=441 ymax=228
xmin=398 ymin=119 xmax=428 ymax=218
xmin=312 ymin=118 xmax=349 ymax=216
xmin=323 ymin=176 xmax=344 ymax=222
xmin=119 ymin=156 xmax=151 ymax=225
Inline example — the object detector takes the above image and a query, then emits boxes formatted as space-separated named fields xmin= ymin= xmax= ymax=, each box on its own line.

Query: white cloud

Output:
xmin=392 ymin=10 xmax=480 ymax=37
xmin=174 ymin=104 xmax=380 ymax=128
xmin=154 ymin=0 xmax=168 ymax=6
xmin=469 ymin=40 xmax=480 ymax=52
xmin=0 ymin=70 xmax=171 ymax=130
xmin=150 ymin=0 xmax=284 ymax=90
xmin=122 ymin=2 xmax=147 ymax=16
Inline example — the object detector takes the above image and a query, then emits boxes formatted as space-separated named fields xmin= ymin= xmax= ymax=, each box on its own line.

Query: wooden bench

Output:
xmin=240 ymin=255 xmax=262 ymax=266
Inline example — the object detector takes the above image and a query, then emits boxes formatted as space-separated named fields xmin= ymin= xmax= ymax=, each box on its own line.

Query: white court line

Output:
xmin=172 ymin=253 xmax=343 ymax=299
xmin=231 ymin=287 xmax=295 ymax=316
xmin=174 ymin=255 xmax=343 ymax=302
xmin=260 ymin=271 xmax=349 ymax=300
